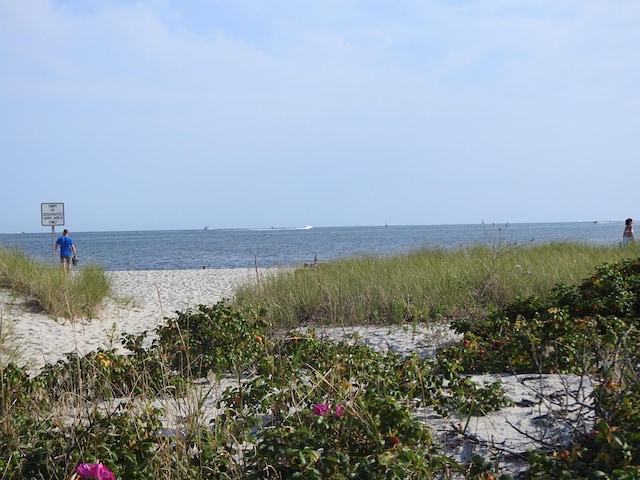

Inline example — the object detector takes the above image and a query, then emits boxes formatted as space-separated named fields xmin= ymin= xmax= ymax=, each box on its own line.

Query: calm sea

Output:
xmin=0 ymin=222 xmax=626 ymax=271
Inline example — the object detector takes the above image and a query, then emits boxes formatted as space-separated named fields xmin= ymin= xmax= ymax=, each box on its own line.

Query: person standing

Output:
xmin=623 ymin=218 xmax=634 ymax=245
xmin=55 ymin=229 xmax=77 ymax=274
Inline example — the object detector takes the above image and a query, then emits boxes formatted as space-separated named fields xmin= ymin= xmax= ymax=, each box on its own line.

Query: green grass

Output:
xmin=233 ymin=241 xmax=640 ymax=328
xmin=0 ymin=245 xmax=111 ymax=320
xmin=0 ymin=313 xmax=22 ymax=368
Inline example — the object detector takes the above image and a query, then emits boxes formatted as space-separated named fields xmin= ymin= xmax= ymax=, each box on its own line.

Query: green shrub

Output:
xmin=220 ymin=330 xmax=511 ymax=479
xmin=247 ymin=390 xmax=442 ymax=480
xmin=154 ymin=301 xmax=270 ymax=378
xmin=441 ymin=258 xmax=640 ymax=375
xmin=440 ymin=257 xmax=640 ymax=478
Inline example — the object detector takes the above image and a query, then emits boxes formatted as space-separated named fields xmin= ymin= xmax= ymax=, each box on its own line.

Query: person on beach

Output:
xmin=623 ymin=218 xmax=634 ymax=245
xmin=55 ymin=229 xmax=77 ymax=274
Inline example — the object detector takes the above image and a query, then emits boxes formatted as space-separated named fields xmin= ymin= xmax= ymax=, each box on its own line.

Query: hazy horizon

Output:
xmin=1 ymin=218 xmax=626 ymax=236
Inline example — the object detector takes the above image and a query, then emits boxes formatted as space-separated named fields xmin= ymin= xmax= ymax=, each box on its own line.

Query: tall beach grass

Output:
xmin=234 ymin=241 xmax=640 ymax=328
xmin=0 ymin=245 xmax=111 ymax=320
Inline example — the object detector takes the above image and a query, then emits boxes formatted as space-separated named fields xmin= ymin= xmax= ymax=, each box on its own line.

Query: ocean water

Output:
xmin=0 ymin=222 xmax=626 ymax=271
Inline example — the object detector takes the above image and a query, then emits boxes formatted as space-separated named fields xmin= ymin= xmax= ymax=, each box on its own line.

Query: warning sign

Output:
xmin=41 ymin=203 xmax=65 ymax=226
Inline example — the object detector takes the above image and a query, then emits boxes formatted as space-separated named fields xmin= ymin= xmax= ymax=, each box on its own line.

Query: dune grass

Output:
xmin=0 ymin=313 xmax=22 ymax=368
xmin=233 ymin=241 xmax=640 ymax=328
xmin=0 ymin=245 xmax=111 ymax=320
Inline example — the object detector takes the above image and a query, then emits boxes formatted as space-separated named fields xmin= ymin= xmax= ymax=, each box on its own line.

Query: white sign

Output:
xmin=41 ymin=202 xmax=65 ymax=226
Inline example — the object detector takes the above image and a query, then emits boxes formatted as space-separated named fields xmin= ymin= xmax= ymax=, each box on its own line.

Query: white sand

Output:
xmin=0 ymin=269 xmax=596 ymax=476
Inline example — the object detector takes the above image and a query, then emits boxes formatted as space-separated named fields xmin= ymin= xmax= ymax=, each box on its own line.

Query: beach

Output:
xmin=2 ymin=268 xmax=465 ymax=371
xmin=2 ymin=269 xmax=264 ymax=370
xmin=0 ymin=268 xmax=595 ymax=476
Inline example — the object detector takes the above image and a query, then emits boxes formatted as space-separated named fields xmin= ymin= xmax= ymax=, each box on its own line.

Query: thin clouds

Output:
xmin=0 ymin=1 xmax=639 ymax=231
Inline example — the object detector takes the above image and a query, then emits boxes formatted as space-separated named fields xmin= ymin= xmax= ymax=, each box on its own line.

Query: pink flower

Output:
xmin=76 ymin=463 xmax=116 ymax=480
xmin=335 ymin=405 xmax=344 ymax=417
xmin=312 ymin=403 xmax=330 ymax=416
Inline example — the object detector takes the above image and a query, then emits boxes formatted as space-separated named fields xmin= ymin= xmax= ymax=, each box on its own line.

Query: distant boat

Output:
xmin=259 ymin=225 xmax=313 ymax=231
xmin=203 ymin=226 xmax=209 ymax=230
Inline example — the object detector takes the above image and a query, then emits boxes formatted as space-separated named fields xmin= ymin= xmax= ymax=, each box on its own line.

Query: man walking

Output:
xmin=55 ymin=229 xmax=77 ymax=274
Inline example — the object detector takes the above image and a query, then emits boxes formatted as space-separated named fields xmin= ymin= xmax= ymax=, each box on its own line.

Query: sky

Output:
xmin=1 ymin=0 xmax=639 ymax=233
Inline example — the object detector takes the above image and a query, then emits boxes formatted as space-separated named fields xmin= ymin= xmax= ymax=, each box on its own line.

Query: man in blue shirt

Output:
xmin=55 ymin=229 xmax=77 ymax=274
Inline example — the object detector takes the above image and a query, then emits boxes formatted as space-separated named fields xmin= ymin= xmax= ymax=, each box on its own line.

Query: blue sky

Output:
xmin=1 ymin=0 xmax=639 ymax=233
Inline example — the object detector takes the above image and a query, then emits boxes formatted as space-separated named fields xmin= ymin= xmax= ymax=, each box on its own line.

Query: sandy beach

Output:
xmin=0 ymin=268 xmax=595 ymax=476
xmin=1 ymin=268 xmax=466 ymax=371
xmin=2 ymin=269 xmax=265 ymax=370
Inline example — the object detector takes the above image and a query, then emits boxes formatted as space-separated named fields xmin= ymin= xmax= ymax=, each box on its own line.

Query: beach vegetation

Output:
xmin=439 ymin=257 xmax=640 ymax=375
xmin=233 ymin=241 xmax=640 ymax=328
xmin=439 ymin=256 xmax=640 ymax=478
xmin=0 ymin=313 xmax=22 ymax=368
xmin=0 ymin=245 xmax=111 ymax=320
xmin=0 ymin=300 xmax=512 ymax=479
xmin=3 ymin=247 xmax=640 ymax=477
xmin=155 ymin=302 xmax=270 ymax=378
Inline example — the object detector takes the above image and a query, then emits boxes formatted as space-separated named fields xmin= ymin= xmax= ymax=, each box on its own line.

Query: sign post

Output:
xmin=41 ymin=203 xmax=65 ymax=265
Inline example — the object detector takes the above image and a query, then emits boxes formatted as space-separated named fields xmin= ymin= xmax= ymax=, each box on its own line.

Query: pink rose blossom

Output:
xmin=312 ymin=403 xmax=330 ymax=416
xmin=76 ymin=463 xmax=116 ymax=480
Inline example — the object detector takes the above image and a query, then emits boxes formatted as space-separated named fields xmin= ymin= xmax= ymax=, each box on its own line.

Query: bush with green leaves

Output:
xmin=7 ymin=405 xmax=164 ymax=480
xmin=154 ymin=301 xmax=270 ymax=378
xmin=527 ymin=382 xmax=640 ymax=479
xmin=37 ymin=348 xmax=186 ymax=401
xmin=440 ymin=258 xmax=640 ymax=375
xmin=439 ymin=257 xmax=640 ymax=478
xmin=217 ymin=330 xmax=512 ymax=479
xmin=0 ymin=305 xmax=512 ymax=479
xmin=247 ymin=390 xmax=443 ymax=480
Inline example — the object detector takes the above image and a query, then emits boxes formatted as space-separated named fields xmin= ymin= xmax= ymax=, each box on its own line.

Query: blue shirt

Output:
xmin=56 ymin=235 xmax=74 ymax=257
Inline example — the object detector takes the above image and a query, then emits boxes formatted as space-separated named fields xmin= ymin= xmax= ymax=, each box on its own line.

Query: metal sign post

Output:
xmin=41 ymin=203 xmax=65 ymax=265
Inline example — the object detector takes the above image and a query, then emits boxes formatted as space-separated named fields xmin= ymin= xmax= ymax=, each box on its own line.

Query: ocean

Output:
xmin=0 ymin=222 xmax=626 ymax=271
